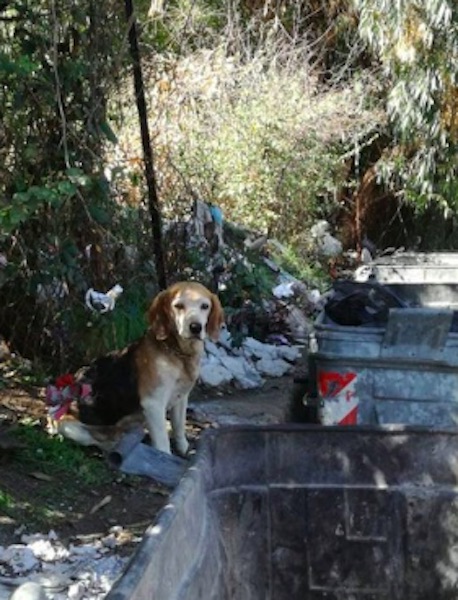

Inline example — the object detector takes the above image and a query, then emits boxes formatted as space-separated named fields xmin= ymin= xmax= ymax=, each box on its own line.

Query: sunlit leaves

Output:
xmin=354 ymin=0 xmax=458 ymax=207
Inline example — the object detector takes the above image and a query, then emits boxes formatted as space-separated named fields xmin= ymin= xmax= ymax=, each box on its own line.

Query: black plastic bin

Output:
xmin=108 ymin=426 xmax=458 ymax=599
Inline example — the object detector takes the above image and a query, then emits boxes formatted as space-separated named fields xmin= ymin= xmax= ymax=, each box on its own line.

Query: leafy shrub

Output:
xmin=356 ymin=0 xmax=458 ymax=208
xmin=0 ymin=0 xmax=152 ymax=372
xmin=122 ymin=39 xmax=378 ymax=255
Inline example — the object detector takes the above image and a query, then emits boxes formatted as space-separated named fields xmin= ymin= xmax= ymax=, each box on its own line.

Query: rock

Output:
xmin=234 ymin=372 xmax=264 ymax=390
xmin=202 ymin=322 xmax=304 ymax=388
xmin=255 ymin=357 xmax=293 ymax=377
xmin=220 ymin=356 xmax=249 ymax=377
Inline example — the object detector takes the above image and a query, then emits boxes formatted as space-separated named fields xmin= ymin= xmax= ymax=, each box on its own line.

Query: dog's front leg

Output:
xmin=141 ymin=399 xmax=171 ymax=454
xmin=170 ymin=396 xmax=189 ymax=456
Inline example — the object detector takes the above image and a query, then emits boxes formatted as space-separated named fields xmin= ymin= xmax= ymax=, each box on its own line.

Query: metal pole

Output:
xmin=124 ymin=0 xmax=167 ymax=290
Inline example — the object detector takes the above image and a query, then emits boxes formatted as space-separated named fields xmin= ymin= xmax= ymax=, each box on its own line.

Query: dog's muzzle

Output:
xmin=189 ymin=322 xmax=203 ymax=337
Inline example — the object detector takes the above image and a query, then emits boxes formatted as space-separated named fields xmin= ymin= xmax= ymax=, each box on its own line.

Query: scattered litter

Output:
xmin=45 ymin=374 xmax=91 ymax=423
xmin=85 ymin=284 xmax=123 ymax=313
xmin=0 ymin=531 xmax=130 ymax=600
xmin=0 ymin=546 xmax=39 ymax=576
xmin=107 ymin=429 xmax=187 ymax=488
xmin=265 ymin=334 xmax=289 ymax=346
xmin=310 ymin=219 xmax=343 ymax=258
xmin=199 ymin=334 xmax=303 ymax=389
xmin=272 ymin=282 xmax=295 ymax=299
xmin=89 ymin=495 xmax=112 ymax=515
xmin=29 ymin=472 xmax=54 ymax=483
xmin=36 ymin=280 xmax=69 ymax=304
xmin=9 ymin=582 xmax=47 ymax=600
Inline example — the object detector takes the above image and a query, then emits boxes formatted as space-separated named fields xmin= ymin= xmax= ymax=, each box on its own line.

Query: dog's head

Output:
xmin=148 ymin=281 xmax=224 ymax=342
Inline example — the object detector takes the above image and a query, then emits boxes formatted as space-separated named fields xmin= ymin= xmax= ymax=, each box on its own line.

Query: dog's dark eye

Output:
xmin=174 ymin=302 xmax=185 ymax=311
xmin=201 ymin=302 xmax=210 ymax=310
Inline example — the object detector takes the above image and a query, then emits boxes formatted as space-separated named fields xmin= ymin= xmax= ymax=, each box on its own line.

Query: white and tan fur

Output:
xmin=58 ymin=281 xmax=224 ymax=455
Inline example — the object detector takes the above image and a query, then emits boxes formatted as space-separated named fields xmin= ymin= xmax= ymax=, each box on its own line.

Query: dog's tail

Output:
xmin=57 ymin=419 xmax=105 ymax=449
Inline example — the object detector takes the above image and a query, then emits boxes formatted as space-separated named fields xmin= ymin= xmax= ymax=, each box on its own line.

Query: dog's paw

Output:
xmin=174 ymin=437 xmax=189 ymax=457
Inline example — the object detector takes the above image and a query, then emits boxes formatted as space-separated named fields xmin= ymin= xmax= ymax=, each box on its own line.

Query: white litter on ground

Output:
xmin=199 ymin=333 xmax=303 ymax=389
xmin=0 ymin=530 xmax=134 ymax=600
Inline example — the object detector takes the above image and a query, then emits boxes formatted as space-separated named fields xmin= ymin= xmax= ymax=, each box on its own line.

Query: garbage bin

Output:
xmin=107 ymin=425 xmax=458 ymax=600
xmin=355 ymin=251 xmax=458 ymax=286
xmin=312 ymin=305 xmax=458 ymax=426
xmin=304 ymin=272 xmax=458 ymax=427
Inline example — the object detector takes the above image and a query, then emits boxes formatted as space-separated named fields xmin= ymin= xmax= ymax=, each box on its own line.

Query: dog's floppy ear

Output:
xmin=147 ymin=289 xmax=172 ymax=340
xmin=207 ymin=293 xmax=224 ymax=341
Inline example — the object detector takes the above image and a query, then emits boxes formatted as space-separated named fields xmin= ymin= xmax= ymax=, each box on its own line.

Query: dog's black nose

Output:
xmin=189 ymin=322 xmax=202 ymax=336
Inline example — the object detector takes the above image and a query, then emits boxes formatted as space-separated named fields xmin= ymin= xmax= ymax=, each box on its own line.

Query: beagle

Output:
xmin=58 ymin=281 xmax=224 ymax=455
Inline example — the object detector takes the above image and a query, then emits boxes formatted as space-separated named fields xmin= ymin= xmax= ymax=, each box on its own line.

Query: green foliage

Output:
xmin=0 ymin=0 xmax=123 ymax=194
xmin=355 ymin=0 xmax=458 ymax=208
xmin=13 ymin=422 xmax=111 ymax=485
xmin=143 ymin=0 xmax=225 ymax=53
xmin=269 ymin=244 xmax=330 ymax=291
xmin=67 ymin=282 xmax=153 ymax=365
xmin=0 ymin=179 xmax=78 ymax=233
xmin=0 ymin=0 xmax=156 ymax=372
xmin=218 ymin=253 xmax=277 ymax=312
xmin=0 ymin=489 xmax=15 ymax=511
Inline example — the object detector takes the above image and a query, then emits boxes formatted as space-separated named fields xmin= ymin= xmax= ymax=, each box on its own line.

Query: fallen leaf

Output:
xmin=90 ymin=495 xmax=112 ymax=514
xmin=29 ymin=471 xmax=54 ymax=482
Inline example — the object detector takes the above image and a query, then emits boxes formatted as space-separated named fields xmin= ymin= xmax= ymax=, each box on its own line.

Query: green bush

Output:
xmin=356 ymin=0 xmax=458 ymax=208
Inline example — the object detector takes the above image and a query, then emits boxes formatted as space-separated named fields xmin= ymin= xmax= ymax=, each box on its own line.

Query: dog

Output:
xmin=58 ymin=281 xmax=224 ymax=455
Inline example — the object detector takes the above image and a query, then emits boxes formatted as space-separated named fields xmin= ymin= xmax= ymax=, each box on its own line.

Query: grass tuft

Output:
xmin=13 ymin=423 xmax=112 ymax=486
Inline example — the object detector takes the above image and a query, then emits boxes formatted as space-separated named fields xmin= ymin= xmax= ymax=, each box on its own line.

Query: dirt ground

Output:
xmin=0 ymin=377 xmax=294 ymax=556
xmin=0 ymin=385 xmax=167 ymax=554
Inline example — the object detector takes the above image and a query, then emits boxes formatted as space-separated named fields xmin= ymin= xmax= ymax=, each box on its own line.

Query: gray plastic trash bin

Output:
xmin=312 ymin=306 xmax=458 ymax=426
xmin=355 ymin=252 xmax=458 ymax=286
xmin=108 ymin=425 xmax=458 ymax=600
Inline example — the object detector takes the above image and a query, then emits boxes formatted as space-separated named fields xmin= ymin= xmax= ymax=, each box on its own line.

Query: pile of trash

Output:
xmin=0 ymin=530 xmax=133 ymax=600
xmin=200 ymin=330 xmax=303 ymax=389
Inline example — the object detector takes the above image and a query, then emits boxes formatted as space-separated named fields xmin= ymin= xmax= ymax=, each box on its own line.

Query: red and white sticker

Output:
xmin=318 ymin=370 xmax=358 ymax=425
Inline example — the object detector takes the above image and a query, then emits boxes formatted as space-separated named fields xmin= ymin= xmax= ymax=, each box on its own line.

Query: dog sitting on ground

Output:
xmin=58 ymin=281 xmax=224 ymax=455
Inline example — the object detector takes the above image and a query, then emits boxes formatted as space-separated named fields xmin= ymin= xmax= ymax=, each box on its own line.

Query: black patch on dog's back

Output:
xmin=77 ymin=341 xmax=141 ymax=426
